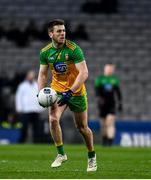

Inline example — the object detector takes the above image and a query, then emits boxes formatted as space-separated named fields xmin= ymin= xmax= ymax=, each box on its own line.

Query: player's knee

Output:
xmin=107 ymin=124 xmax=115 ymax=138
xmin=77 ymin=125 xmax=88 ymax=134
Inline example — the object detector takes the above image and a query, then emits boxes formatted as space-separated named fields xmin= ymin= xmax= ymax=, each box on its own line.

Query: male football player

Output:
xmin=37 ymin=19 xmax=97 ymax=172
xmin=95 ymin=63 xmax=123 ymax=146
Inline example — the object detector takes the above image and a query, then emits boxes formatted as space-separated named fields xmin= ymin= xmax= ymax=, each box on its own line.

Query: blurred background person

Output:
xmin=73 ymin=23 xmax=89 ymax=41
xmin=15 ymin=70 xmax=44 ymax=143
xmin=81 ymin=0 xmax=118 ymax=14
xmin=94 ymin=63 xmax=123 ymax=146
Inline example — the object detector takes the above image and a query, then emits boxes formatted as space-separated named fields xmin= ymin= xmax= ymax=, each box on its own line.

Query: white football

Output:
xmin=38 ymin=87 xmax=58 ymax=107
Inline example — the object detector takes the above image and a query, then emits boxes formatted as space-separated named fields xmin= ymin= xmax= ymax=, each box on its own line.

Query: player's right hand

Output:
xmin=118 ymin=103 xmax=123 ymax=112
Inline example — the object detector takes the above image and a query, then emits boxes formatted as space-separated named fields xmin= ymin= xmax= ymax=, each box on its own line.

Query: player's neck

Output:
xmin=52 ymin=40 xmax=64 ymax=49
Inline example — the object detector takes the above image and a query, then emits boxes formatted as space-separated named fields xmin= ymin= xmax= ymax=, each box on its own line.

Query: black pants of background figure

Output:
xmin=98 ymin=104 xmax=116 ymax=146
xmin=98 ymin=104 xmax=116 ymax=118
xmin=19 ymin=112 xmax=40 ymax=143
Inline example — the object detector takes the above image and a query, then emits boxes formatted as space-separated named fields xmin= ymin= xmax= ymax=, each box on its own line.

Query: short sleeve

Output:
xmin=94 ymin=77 xmax=99 ymax=87
xmin=40 ymin=51 xmax=48 ymax=65
xmin=71 ymin=45 xmax=85 ymax=63
xmin=94 ymin=76 xmax=103 ymax=87
xmin=114 ymin=76 xmax=120 ymax=86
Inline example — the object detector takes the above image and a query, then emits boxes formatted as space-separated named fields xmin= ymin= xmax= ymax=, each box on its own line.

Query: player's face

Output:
xmin=26 ymin=71 xmax=35 ymax=82
xmin=49 ymin=25 xmax=66 ymax=44
xmin=104 ymin=65 xmax=115 ymax=75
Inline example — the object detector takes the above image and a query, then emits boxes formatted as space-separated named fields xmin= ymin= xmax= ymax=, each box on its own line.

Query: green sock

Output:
xmin=56 ymin=145 xmax=65 ymax=155
xmin=88 ymin=151 xmax=95 ymax=158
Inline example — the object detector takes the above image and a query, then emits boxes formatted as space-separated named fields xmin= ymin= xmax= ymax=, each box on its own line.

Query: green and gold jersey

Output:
xmin=40 ymin=40 xmax=86 ymax=96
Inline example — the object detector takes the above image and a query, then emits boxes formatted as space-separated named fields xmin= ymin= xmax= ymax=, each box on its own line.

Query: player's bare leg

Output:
xmin=49 ymin=103 xmax=67 ymax=167
xmin=105 ymin=114 xmax=115 ymax=146
xmin=74 ymin=110 xmax=93 ymax=151
xmin=100 ymin=119 xmax=108 ymax=146
xmin=74 ymin=110 xmax=97 ymax=172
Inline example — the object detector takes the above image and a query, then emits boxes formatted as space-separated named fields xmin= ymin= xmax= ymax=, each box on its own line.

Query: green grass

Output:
xmin=0 ymin=144 xmax=151 ymax=179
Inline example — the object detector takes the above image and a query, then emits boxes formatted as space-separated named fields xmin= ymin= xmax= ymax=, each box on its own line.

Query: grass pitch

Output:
xmin=0 ymin=144 xmax=151 ymax=179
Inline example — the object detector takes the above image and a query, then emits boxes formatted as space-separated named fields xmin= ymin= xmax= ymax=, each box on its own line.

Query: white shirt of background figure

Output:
xmin=15 ymin=70 xmax=44 ymax=113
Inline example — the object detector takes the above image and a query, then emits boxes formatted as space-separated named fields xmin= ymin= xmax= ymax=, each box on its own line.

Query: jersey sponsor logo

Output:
xmin=53 ymin=62 xmax=67 ymax=73
xmin=104 ymin=84 xmax=113 ymax=91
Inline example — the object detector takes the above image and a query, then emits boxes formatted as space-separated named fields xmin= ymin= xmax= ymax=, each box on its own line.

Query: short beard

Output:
xmin=52 ymin=39 xmax=65 ymax=48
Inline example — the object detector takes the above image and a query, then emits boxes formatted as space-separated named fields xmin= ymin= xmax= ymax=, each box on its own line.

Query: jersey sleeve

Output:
xmin=114 ymin=76 xmax=120 ymax=86
xmin=39 ymin=51 xmax=48 ymax=65
xmin=71 ymin=45 xmax=85 ymax=63
xmin=94 ymin=76 xmax=103 ymax=87
xmin=94 ymin=80 xmax=100 ymax=96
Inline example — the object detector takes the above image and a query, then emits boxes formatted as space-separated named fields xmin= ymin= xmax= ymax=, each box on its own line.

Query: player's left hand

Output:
xmin=57 ymin=90 xmax=73 ymax=106
xmin=118 ymin=103 xmax=123 ymax=112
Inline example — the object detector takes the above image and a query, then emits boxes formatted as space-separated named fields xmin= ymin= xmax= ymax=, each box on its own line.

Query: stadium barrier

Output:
xmin=1 ymin=120 xmax=151 ymax=146
xmin=88 ymin=120 xmax=151 ymax=147
xmin=0 ymin=127 xmax=21 ymax=144
xmin=0 ymin=120 xmax=50 ymax=144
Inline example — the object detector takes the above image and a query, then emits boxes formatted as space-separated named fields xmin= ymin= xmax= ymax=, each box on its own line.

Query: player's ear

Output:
xmin=48 ymin=32 xmax=53 ymax=38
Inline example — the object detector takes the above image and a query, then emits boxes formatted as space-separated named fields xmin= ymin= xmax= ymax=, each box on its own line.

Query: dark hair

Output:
xmin=48 ymin=19 xmax=65 ymax=32
xmin=105 ymin=62 xmax=114 ymax=66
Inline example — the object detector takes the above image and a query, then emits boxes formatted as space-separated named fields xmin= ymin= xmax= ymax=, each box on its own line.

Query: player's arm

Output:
xmin=95 ymin=85 xmax=102 ymax=97
xmin=57 ymin=60 xmax=88 ymax=106
xmin=70 ymin=60 xmax=88 ymax=92
xmin=94 ymin=77 xmax=106 ymax=105
xmin=15 ymin=85 xmax=23 ymax=113
xmin=37 ymin=64 xmax=49 ymax=91
xmin=115 ymin=86 xmax=122 ymax=101
xmin=94 ymin=76 xmax=104 ymax=97
xmin=115 ymin=85 xmax=123 ymax=112
xmin=95 ymin=85 xmax=105 ymax=105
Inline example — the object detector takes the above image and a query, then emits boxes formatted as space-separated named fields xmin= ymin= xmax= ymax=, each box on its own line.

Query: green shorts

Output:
xmin=57 ymin=93 xmax=88 ymax=112
xmin=68 ymin=94 xmax=88 ymax=112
